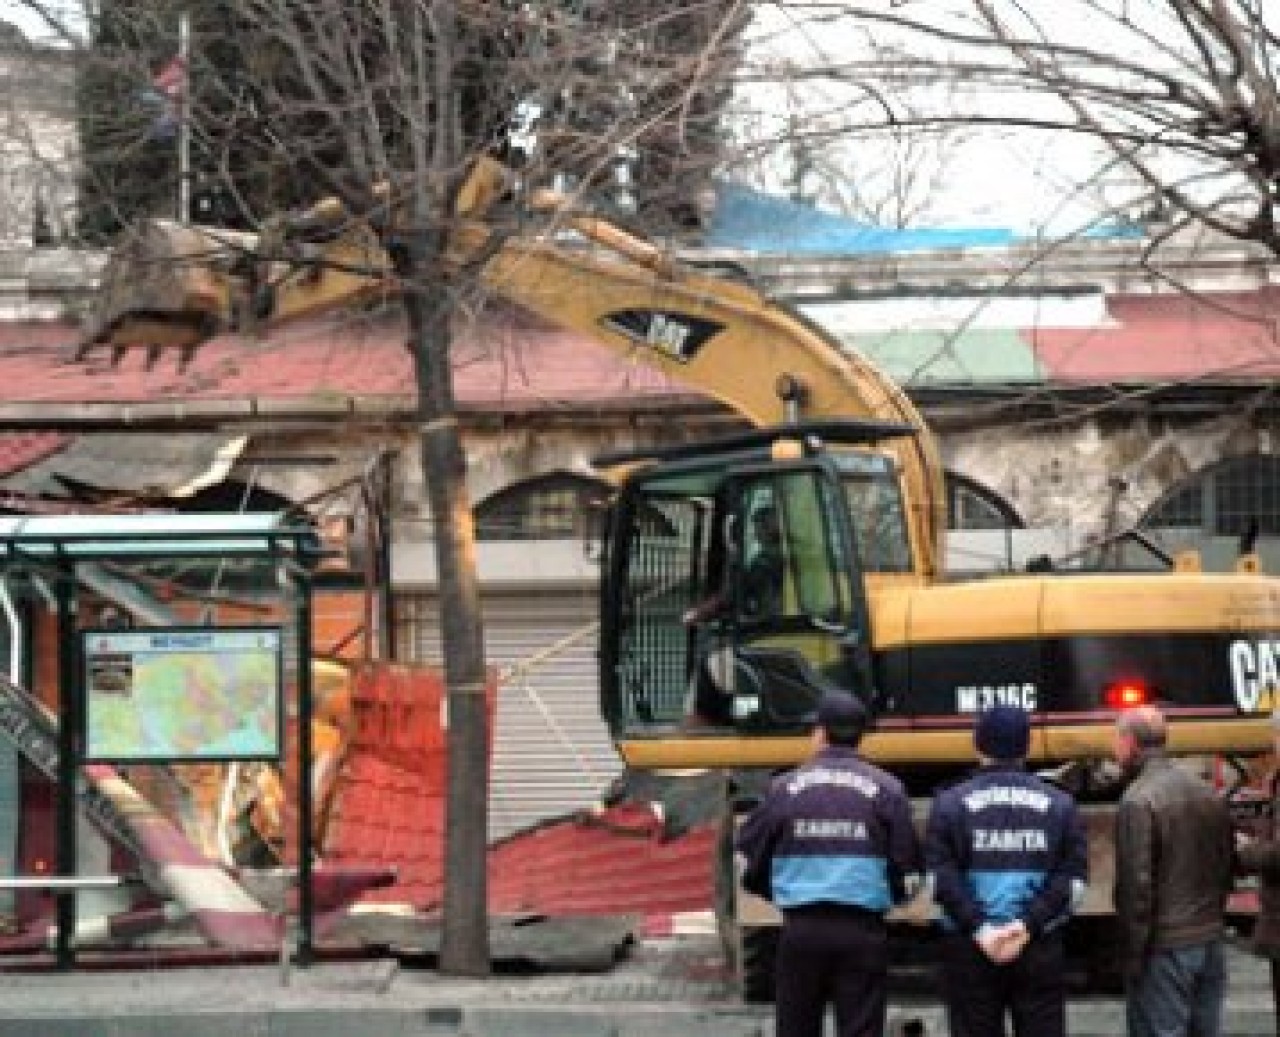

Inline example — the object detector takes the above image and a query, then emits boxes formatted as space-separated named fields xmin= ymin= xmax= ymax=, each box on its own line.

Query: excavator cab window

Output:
xmin=834 ymin=452 xmax=912 ymax=574
xmin=600 ymin=455 xmax=873 ymax=736
xmin=706 ymin=466 xmax=876 ymax=727
xmin=729 ymin=473 xmax=846 ymax=629
xmin=599 ymin=469 xmax=724 ymax=733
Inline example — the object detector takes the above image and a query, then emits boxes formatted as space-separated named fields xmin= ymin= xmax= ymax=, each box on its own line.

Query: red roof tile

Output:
xmin=322 ymin=662 xmax=713 ymax=919
xmin=1029 ymin=288 xmax=1280 ymax=382
xmin=0 ymin=432 xmax=70 ymax=477
xmin=8 ymin=287 xmax=1277 ymax=414
xmin=326 ymin=754 xmax=714 ymax=919
xmin=483 ymin=809 xmax=715 ymax=918
xmin=0 ymin=315 xmax=696 ymax=412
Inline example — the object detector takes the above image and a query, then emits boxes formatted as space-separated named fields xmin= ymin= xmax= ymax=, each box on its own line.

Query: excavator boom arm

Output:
xmin=87 ymin=160 xmax=946 ymax=578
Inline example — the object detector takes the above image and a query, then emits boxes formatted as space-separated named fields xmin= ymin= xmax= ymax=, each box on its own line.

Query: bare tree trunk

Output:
xmin=62 ymin=0 xmax=746 ymax=980
xmin=404 ymin=258 xmax=490 ymax=977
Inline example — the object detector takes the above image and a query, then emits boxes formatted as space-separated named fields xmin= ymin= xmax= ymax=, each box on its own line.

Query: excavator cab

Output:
xmin=596 ymin=421 xmax=914 ymax=742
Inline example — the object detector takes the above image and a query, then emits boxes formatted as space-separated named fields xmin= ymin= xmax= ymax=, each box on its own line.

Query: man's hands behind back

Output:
xmin=975 ymin=920 xmax=1030 ymax=965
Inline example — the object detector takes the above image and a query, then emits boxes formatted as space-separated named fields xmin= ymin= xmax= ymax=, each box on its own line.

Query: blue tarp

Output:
xmin=705 ymin=182 xmax=1141 ymax=254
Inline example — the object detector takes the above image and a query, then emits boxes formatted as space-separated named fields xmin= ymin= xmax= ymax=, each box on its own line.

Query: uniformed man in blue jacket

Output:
xmin=736 ymin=690 xmax=922 ymax=1037
xmin=926 ymin=705 xmax=1088 ymax=1037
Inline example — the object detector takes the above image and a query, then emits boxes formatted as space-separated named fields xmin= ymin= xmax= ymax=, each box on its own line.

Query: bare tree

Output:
xmin=804 ymin=124 xmax=972 ymax=230
xmin=756 ymin=102 xmax=971 ymax=228
xmin=788 ymin=1 xmax=1280 ymax=253
xmin=16 ymin=0 xmax=751 ymax=976
xmin=729 ymin=27 xmax=973 ymax=229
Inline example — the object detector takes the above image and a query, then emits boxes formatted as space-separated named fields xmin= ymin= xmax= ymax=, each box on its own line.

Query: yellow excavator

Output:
xmin=89 ymin=156 xmax=1280 ymax=992
xmin=91 ymin=156 xmax=1280 ymax=767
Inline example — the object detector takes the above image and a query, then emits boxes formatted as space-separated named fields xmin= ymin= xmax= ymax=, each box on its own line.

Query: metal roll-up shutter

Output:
xmin=395 ymin=588 xmax=620 ymax=841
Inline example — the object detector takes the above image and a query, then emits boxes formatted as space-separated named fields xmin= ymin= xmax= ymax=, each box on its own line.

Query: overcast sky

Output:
xmin=736 ymin=3 xmax=1147 ymax=234
xmin=3 ymin=2 xmax=83 ymax=46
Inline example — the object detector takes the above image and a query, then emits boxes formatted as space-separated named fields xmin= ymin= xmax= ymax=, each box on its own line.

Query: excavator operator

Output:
xmin=681 ymin=504 xmax=787 ymax=726
xmin=741 ymin=505 xmax=785 ymax=619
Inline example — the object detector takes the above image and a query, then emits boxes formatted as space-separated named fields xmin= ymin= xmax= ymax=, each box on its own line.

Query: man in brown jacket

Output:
xmin=1113 ymin=705 xmax=1235 ymax=1037
xmin=1235 ymin=706 xmax=1280 ymax=1031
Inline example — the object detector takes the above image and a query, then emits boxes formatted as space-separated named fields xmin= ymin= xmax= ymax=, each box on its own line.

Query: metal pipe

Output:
xmin=54 ymin=554 xmax=77 ymax=969
xmin=0 ymin=573 xmax=21 ymax=923
xmin=0 ymin=574 xmax=22 ymax=683
xmin=296 ymin=563 xmax=315 ymax=963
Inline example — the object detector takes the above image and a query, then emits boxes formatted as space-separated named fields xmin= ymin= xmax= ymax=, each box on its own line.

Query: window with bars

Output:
xmin=1144 ymin=454 xmax=1280 ymax=537
xmin=475 ymin=473 xmax=611 ymax=541
xmin=391 ymin=593 xmax=437 ymax=664
xmin=946 ymin=472 xmax=1022 ymax=530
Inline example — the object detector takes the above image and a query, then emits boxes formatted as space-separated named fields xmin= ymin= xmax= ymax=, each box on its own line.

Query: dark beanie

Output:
xmin=817 ymin=691 xmax=868 ymax=742
xmin=974 ymin=705 xmax=1030 ymax=761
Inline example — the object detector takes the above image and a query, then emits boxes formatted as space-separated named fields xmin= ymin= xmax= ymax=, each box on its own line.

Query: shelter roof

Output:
xmin=0 ymin=511 xmax=304 ymax=557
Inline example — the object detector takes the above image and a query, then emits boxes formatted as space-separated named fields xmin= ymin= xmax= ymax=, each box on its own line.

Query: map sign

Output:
xmin=84 ymin=627 xmax=282 ymax=762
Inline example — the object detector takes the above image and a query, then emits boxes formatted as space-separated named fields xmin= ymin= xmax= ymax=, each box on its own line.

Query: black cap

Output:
xmin=816 ymin=691 xmax=868 ymax=742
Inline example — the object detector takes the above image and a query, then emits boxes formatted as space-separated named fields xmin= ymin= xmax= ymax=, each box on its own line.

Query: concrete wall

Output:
xmin=242 ymin=422 xmax=725 ymax=589
xmin=240 ymin=408 xmax=1280 ymax=587
xmin=948 ymin=412 xmax=1280 ymax=543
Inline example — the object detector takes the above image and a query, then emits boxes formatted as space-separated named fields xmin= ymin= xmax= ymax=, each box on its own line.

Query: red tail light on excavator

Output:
xmin=1104 ymin=679 xmax=1151 ymax=710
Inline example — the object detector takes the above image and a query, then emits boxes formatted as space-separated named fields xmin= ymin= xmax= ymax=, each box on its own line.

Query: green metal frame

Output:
xmin=0 ymin=514 xmax=319 ymax=968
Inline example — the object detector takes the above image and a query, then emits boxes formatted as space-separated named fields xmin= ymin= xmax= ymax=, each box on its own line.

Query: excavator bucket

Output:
xmin=82 ymin=157 xmax=526 ymax=362
xmin=84 ymin=221 xmax=252 ymax=352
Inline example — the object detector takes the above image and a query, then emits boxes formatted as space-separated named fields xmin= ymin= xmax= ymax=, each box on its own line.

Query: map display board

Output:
xmin=83 ymin=627 xmax=283 ymax=763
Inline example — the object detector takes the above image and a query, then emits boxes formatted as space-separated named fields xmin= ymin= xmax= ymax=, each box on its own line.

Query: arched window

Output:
xmin=946 ymin=472 xmax=1022 ymax=530
xmin=1143 ymin=454 xmax=1280 ymax=538
xmin=476 ymin=472 xmax=611 ymax=541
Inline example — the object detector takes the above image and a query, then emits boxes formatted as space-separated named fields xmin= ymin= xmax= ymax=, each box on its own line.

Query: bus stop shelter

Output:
xmin=0 ymin=513 xmax=320 ymax=967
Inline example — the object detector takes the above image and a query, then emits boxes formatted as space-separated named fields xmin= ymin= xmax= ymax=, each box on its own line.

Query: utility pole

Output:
xmin=177 ymin=12 xmax=191 ymax=222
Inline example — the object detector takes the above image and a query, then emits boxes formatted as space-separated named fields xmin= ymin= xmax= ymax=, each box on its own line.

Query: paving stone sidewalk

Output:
xmin=0 ymin=936 xmax=1272 ymax=1036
